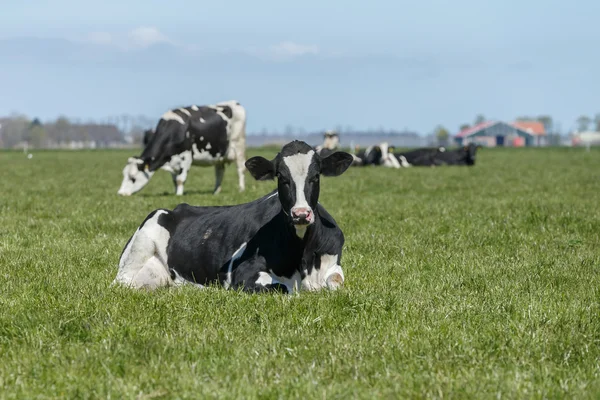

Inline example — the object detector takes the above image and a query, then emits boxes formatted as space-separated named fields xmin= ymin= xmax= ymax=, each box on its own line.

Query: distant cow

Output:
xmin=315 ymin=130 xmax=340 ymax=158
xmin=388 ymin=146 xmax=446 ymax=167
xmin=429 ymin=143 xmax=479 ymax=166
xmin=353 ymin=142 xmax=400 ymax=168
xmin=118 ymin=100 xmax=247 ymax=196
xmin=113 ymin=140 xmax=354 ymax=293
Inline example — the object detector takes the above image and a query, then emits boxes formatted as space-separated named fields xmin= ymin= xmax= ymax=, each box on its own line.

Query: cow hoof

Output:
xmin=326 ymin=273 xmax=344 ymax=290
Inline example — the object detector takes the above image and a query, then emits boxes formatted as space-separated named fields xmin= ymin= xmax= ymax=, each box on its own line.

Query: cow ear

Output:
xmin=245 ymin=156 xmax=275 ymax=180
xmin=321 ymin=152 xmax=354 ymax=177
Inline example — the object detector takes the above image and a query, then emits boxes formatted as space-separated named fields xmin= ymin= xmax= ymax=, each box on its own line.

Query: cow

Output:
xmin=388 ymin=146 xmax=446 ymax=167
xmin=429 ymin=143 xmax=479 ymax=166
xmin=315 ymin=130 xmax=340 ymax=158
xmin=117 ymin=100 xmax=247 ymax=196
xmin=112 ymin=140 xmax=355 ymax=293
xmin=353 ymin=142 xmax=400 ymax=168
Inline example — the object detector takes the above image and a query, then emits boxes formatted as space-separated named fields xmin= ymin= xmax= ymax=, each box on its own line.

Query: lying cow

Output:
xmin=429 ymin=143 xmax=479 ymax=166
xmin=388 ymin=146 xmax=446 ymax=167
xmin=353 ymin=142 xmax=400 ymax=168
xmin=113 ymin=140 xmax=354 ymax=293
xmin=118 ymin=100 xmax=247 ymax=196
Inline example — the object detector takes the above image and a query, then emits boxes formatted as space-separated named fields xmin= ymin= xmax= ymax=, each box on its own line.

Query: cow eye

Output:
xmin=131 ymin=177 xmax=136 ymax=184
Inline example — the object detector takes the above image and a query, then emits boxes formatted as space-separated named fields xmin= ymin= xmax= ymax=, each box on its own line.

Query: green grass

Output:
xmin=1 ymin=146 xmax=599 ymax=399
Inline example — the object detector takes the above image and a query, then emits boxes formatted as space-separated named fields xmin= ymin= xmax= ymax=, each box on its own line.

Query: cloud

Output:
xmin=77 ymin=26 xmax=173 ymax=49
xmin=244 ymin=41 xmax=320 ymax=61
xmin=86 ymin=32 xmax=113 ymax=45
xmin=127 ymin=26 xmax=172 ymax=48
xmin=270 ymin=41 xmax=319 ymax=57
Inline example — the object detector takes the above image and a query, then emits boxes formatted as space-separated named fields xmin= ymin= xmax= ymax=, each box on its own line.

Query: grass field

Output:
xmin=1 ymin=146 xmax=599 ymax=399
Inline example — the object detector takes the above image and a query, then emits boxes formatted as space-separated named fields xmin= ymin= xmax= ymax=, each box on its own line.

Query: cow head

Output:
xmin=245 ymin=140 xmax=353 ymax=228
xmin=464 ymin=143 xmax=479 ymax=165
xmin=322 ymin=130 xmax=340 ymax=150
xmin=117 ymin=157 xmax=154 ymax=196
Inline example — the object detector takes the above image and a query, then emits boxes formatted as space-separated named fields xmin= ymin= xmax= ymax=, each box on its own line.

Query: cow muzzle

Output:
xmin=117 ymin=189 xmax=132 ymax=196
xmin=291 ymin=207 xmax=314 ymax=226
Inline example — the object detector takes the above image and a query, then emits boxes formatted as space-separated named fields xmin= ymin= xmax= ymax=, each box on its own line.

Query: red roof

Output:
xmin=511 ymin=121 xmax=545 ymax=135
xmin=455 ymin=121 xmax=497 ymax=138
xmin=456 ymin=120 xmax=546 ymax=138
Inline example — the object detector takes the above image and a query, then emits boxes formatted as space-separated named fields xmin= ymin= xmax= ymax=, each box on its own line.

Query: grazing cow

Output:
xmin=388 ymin=146 xmax=446 ymax=167
xmin=113 ymin=140 xmax=354 ymax=293
xmin=117 ymin=100 xmax=247 ymax=196
xmin=315 ymin=130 xmax=340 ymax=158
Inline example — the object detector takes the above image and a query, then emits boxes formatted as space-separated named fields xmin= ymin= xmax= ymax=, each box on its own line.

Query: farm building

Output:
xmin=455 ymin=121 xmax=546 ymax=147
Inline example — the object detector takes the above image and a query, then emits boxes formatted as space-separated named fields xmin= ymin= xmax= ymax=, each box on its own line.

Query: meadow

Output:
xmin=1 ymin=145 xmax=599 ymax=399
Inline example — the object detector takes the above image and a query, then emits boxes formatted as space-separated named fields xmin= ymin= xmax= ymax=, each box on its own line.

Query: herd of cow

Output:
xmin=113 ymin=100 xmax=480 ymax=294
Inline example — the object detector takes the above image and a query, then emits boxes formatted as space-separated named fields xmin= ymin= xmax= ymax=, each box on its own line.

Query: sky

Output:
xmin=1 ymin=0 xmax=599 ymax=134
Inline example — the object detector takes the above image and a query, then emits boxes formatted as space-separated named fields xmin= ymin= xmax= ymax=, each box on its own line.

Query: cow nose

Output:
xmin=291 ymin=207 xmax=312 ymax=223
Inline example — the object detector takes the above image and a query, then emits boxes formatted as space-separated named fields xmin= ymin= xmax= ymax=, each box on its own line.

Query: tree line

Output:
xmin=0 ymin=113 xmax=155 ymax=149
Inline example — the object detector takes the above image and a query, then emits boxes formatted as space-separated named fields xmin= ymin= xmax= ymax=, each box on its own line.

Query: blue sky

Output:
xmin=1 ymin=0 xmax=599 ymax=134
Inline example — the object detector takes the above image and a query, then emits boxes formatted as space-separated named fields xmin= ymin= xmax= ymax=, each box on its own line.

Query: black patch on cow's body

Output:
xmin=355 ymin=146 xmax=382 ymax=166
xmin=392 ymin=147 xmax=442 ymax=166
xmin=216 ymin=105 xmax=233 ymax=119
xmin=139 ymin=104 xmax=235 ymax=172
xmin=395 ymin=144 xmax=478 ymax=166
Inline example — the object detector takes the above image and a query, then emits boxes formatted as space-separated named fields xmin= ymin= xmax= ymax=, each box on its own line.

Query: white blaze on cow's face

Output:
xmin=244 ymin=140 xmax=354 ymax=233
xmin=281 ymin=149 xmax=317 ymax=227
xmin=117 ymin=157 xmax=153 ymax=196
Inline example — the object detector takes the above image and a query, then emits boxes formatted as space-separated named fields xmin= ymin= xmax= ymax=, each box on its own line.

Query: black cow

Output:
xmin=113 ymin=140 xmax=354 ymax=293
xmin=118 ymin=100 xmax=247 ymax=196
xmin=429 ymin=143 xmax=479 ymax=166
xmin=388 ymin=146 xmax=446 ymax=167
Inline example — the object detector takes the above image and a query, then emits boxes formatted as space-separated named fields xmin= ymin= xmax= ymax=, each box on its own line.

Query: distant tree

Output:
xmin=284 ymin=124 xmax=294 ymax=136
xmin=435 ymin=125 xmax=450 ymax=146
xmin=459 ymin=124 xmax=470 ymax=131
xmin=0 ymin=114 xmax=30 ymax=148
xmin=537 ymin=115 xmax=553 ymax=133
xmin=576 ymin=115 xmax=591 ymax=132
xmin=26 ymin=122 xmax=47 ymax=148
xmin=474 ymin=114 xmax=486 ymax=125
xmin=594 ymin=113 xmax=600 ymax=132
xmin=515 ymin=116 xmax=535 ymax=121
xmin=54 ymin=116 xmax=72 ymax=143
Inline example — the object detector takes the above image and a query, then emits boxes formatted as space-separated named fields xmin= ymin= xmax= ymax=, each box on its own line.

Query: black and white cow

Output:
xmin=118 ymin=100 xmax=247 ymax=196
xmin=315 ymin=130 xmax=340 ymax=158
xmin=428 ymin=143 xmax=479 ymax=166
xmin=113 ymin=140 xmax=354 ymax=293
xmin=388 ymin=146 xmax=446 ymax=167
xmin=353 ymin=142 xmax=400 ymax=168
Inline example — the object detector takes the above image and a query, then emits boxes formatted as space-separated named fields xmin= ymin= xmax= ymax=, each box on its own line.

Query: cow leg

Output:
xmin=170 ymin=151 xmax=192 ymax=195
xmin=112 ymin=210 xmax=173 ymax=290
xmin=213 ymin=163 xmax=225 ymax=195
xmin=171 ymin=167 xmax=189 ymax=196
xmin=235 ymin=146 xmax=246 ymax=192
